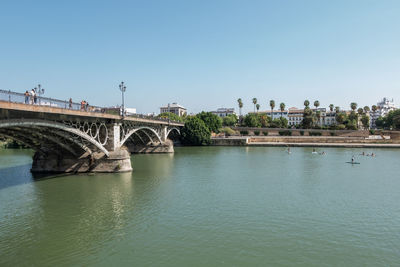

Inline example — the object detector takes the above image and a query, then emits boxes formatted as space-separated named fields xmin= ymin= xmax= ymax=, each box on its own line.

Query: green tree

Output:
xmin=158 ymin=112 xmax=184 ymax=122
xmin=252 ymin=98 xmax=257 ymax=112
xmin=361 ymin=115 xmax=370 ymax=129
xmin=256 ymin=103 xmax=260 ymax=112
xmin=357 ymin=108 xmax=364 ymax=115
xmin=243 ymin=113 xmax=262 ymax=127
xmin=335 ymin=112 xmax=347 ymax=124
xmin=271 ymin=117 xmax=288 ymax=128
xmin=222 ymin=114 xmax=238 ymax=126
xmin=301 ymin=107 xmax=316 ymax=128
xmin=237 ymin=98 xmax=243 ymax=116
xmin=393 ymin=114 xmax=400 ymax=130
xmin=304 ymin=100 xmax=310 ymax=108
xmin=348 ymin=111 xmax=358 ymax=122
xmin=314 ymin=100 xmax=320 ymax=109
xmin=279 ymin=102 xmax=285 ymax=117
xmin=375 ymin=116 xmax=385 ymax=129
xmin=378 ymin=109 xmax=400 ymax=130
xmin=196 ymin=112 xmax=222 ymax=133
xmin=350 ymin=102 xmax=358 ymax=111
xmin=316 ymin=110 xmax=321 ymax=125
xmin=181 ymin=117 xmax=211 ymax=146
xmin=371 ymin=105 xmax=377 ymax=113
xmin=329 ymin=104 xmax=334 ymax=112
xmin=347 ymin=111 xmax=359 ymax=130
xmin=270 ymin=100 xmax=275 ymax=120
xmin=363 ymin=106 xmax=370 ymax=113
xmin=335 ymin=106 xmax=340 ymax=113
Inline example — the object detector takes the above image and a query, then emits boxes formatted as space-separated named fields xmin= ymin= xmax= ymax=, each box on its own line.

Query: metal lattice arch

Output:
xmin=120 ymin=126 xmax=164 ymax=146
xmin=0 ymin=119 xmax=110 ymax=156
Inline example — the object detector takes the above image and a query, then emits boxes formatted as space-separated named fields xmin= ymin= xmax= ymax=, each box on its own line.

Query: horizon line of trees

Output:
xmin=155 ymin=100 xmax=398 ymax=146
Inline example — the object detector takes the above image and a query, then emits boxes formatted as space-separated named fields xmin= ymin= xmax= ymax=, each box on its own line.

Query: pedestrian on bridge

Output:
xmin=33 ymin=90 xmax=38 ymax=104
xmin=24 ymin=91 xmax=29 ymax=104
xmin=30 ymin=89 xmax=36 ymax=104
xmin=80 ymin=100 xmax=85 ymax=111
xmin=69 ymin=98 xmax=72 ymax=109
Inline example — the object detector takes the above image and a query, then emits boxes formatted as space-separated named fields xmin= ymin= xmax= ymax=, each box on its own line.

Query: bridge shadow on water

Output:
xmin=0 ymin=164 xmax=73 ymax=190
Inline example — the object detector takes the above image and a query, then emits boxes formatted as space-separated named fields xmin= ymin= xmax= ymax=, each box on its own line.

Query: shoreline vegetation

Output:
xmin=157 ymin=108 xmax=400 ymax=147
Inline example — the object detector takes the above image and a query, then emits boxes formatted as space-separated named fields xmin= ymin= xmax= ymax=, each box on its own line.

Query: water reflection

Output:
xmin=1 ymin=147 xmax=400 ymax=266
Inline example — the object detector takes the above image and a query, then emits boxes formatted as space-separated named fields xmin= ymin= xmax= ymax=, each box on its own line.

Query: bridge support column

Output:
xmin=31 ymin=149 xmax=132 ymax=173
xmin=31 ymin=122 xmax=133 ymax=173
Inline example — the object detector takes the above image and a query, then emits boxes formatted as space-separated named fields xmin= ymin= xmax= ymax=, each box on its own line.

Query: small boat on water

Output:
xmin=346 ymin=161 xmax=360 ymax=164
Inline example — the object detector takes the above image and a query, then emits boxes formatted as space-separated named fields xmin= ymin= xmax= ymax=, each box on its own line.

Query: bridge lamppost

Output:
xmin=168 ymin=103 xmax=170 ymax=125
xmin=119 ymin=81 xmax=126 ymax=117
xmin=34 ymin=84 xmax=45 ymax=105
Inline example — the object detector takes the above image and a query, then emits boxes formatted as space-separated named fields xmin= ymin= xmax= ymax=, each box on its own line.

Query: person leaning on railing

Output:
xmin=24 ymin=91 xmax=29 ymax=104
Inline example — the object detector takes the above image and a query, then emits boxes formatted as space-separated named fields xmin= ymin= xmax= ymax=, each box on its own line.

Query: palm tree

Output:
xmin=335 ymin=106 xmax=340 ymax=113
xmin=252 ymin=98 xmax=257 ymax=112
xmin=316 ymin=110 xmax=321 ymax=122
xmin=350 ymin=102 xmax=357 ymax=111
xmin=237 ymin=98 xmax=243 ymax=116
xmin=329 ymin=104 xmax=334 ymax=112
xmin=270 ymin=100 xmax=275 ymax=120
xmin=357 ymin=107 xmax=364 ymax=115
xmin=371 ymin=105 xmax=377 ymax=113
xmin=363 ymin=106 xmax=370 ymax=113
xmin=314 ymin=100 xmax=320 ymax=109
xmin=256 ymin=103 xmax=260 ymax=113
xmin=279 ymin=102 xmax=285 ymax=117
xmin=304 ymin=100 xmax=310 ymax=108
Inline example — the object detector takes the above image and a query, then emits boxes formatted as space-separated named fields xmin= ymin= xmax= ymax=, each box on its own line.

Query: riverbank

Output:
xmin=211 ymin=136 xmax=400 ymax=148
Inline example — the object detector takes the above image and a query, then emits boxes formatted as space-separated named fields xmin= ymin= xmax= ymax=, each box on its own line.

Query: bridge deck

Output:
xmin=0 ymin=101 xmax=184 ymax=126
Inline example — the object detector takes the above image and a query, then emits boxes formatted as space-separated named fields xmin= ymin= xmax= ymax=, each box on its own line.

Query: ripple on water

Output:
xmin=0 ymin=147 xmax=400 ymax=266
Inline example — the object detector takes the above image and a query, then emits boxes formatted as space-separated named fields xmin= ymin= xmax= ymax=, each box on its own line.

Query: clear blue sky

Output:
xmin=1 ymin=0 xmax=399 ymax=114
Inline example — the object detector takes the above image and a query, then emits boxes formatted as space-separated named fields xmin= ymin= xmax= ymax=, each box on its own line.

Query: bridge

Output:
xmin=0 ymin=90 xmax=184 ymax=173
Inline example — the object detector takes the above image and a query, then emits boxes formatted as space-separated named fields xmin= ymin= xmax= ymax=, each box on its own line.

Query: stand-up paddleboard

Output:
xmin=346 ymin=162 xmax=360 ymax=164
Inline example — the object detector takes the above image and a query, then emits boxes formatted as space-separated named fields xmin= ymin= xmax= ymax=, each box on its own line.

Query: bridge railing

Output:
xmin=0 ymin=89 xmax=183 ymax=124
xmin=0 ymin=89 xmax=103 ymax=112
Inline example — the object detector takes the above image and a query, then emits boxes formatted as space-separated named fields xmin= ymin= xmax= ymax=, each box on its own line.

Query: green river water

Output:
xmin=0 ymin=147 xmax=399 ymax=266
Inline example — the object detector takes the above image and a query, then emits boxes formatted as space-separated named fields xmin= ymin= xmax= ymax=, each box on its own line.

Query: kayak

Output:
xmin=346 ymin=162 xmax=360 ymax=164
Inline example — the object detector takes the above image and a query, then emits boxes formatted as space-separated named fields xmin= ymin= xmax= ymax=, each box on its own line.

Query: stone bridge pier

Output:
xmin=0 ymin=101 xmax=183 ymax=173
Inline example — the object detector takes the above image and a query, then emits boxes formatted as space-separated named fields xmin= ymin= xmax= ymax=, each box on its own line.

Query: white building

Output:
xmin=287 ymin=107 xmax=338 ymax=127
xmin=249 ymin=110 xmax=289 ymax=120
xmin=370 ymin=98 xmax=396 ymax=128
xmin=125 ymin=108 xmax=136 ymax=115
xmin=211 ymin=108 xmax=236 ymax=117
xmin=287 ymin=107 xmax=303 ymax=127
xmin=160 ymin=103 xmax=187 ymax=117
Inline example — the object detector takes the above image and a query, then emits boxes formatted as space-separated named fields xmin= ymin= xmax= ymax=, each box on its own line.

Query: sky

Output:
xmin=1 ymin=0 xmax=399 ymax=114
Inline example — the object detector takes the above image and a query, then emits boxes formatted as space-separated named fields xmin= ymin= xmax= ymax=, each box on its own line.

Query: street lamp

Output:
xmin=168 ymin=103 xmax=170 ymax=124
xmin=119 ymin=81 xmax=126 ymax=117
xmin=35 ymin=84 xmax=45 ymax=104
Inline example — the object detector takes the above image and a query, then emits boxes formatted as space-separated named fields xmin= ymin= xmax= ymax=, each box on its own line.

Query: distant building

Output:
xmin=211 ymin=108 xmax=236 ymax=117
xmin=125 ymin=108 xmax=136 ymax=115
xmin=370 ymin=98 xmax=396 ymax=128
xmin=288 ymin=107 xmax=337 ymax=127
xmin=287 ymin=107 xmax=303 ymax=126
xmin=160 ymin=103 xmax=187 ymax=117
xmin=324 ymin=110 xmax=336 ymax=126
xmin=249 ymin=110 xmax=289 ymax=120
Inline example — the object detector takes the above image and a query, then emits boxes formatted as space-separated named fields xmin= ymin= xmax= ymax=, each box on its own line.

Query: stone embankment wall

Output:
xmin=247 ymin=136 xmax=394 ymax=144
xmin=231 ymin=127 xmax=372 ymax=137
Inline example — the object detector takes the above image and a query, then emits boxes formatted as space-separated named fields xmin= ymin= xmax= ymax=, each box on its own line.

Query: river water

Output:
xmin=0 ymin=147 xmax=399 ymax=266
